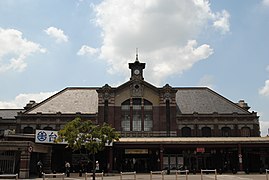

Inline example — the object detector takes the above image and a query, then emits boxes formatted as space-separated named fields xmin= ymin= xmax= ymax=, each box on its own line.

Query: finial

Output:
xmin=135 ymin=48 xmax=139 ymax=62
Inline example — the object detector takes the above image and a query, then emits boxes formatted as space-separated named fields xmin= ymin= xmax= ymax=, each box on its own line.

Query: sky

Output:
xmin=0 ymin=0 xmax=269 ymax=135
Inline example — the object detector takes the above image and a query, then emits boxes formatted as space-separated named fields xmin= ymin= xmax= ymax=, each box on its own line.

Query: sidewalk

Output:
xmin=23 ymin=172 xmax=268 ymax=180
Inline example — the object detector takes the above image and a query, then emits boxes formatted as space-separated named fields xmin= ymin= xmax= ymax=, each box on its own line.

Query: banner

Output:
xmin=35 ymin=129 xmax=66 ymax=144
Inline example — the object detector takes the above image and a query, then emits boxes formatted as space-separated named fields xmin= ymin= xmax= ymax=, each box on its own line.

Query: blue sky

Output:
xmin=0 ymin=0 xmax=269 ymax=135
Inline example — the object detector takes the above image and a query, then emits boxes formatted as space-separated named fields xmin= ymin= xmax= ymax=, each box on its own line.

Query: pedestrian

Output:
xmin=65 ymin=161 xmax=70 ymax=177
xmin=37 ymin=160 xmax=43 ymax=178
xmin=95 ymin=161 xmax=99 ymax=172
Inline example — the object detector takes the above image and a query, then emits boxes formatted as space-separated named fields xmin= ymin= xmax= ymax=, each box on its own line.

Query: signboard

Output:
xmin=196 ymin=147 xmax=205 ymax=153
xmin=35 ymin=130 xmax=66 ymax=144
xmin=125 ymin=149 xmax=148 ymax=154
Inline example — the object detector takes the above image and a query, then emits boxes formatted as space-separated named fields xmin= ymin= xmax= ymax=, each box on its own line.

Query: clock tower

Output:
xmin=129 ymin=52 xmax=145 ymax=80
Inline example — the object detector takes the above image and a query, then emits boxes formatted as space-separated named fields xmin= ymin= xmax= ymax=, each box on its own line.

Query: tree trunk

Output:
xmin=92 ymin=153 xmax=96 ymax=180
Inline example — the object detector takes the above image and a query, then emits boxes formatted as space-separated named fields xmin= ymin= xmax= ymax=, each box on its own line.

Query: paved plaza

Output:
xmin=16 ymin=173 xmax=269 ymax=180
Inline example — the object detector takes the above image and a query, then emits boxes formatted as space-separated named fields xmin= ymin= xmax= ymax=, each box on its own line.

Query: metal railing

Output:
xmin=150 ymin=171 xmax=165 ymax=180
xmin=175 ymin=170 xmax=189 ymax=180
xmin=0 ymin=151 xmax=16 ymax=174
xmin=201 ymin=169 xmax=217 ymax=180
xmin=42 ymin=173 xmax=65 ymax=180
xmin=0 ymin=173 xmax=18 ymax=180
xmin=120 ymin=171 xmax=136 ymax=180
xmin=85 ymin=172 xmax=104 ymax=180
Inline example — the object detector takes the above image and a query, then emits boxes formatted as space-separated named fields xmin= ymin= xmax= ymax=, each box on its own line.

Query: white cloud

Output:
xmin=0 ymin=28 xmax=46 ymax=73
xmin=0 ymin=91 xmax=57 ymax=109
xmin=260 ymin=120 xmax=269 ymax=136
xmin=148 ymin=40 xmax=213 ymax=84
xmin=77 ymin=45 xmax=99 ymax=56
xmin=262 ymin=0 xmax=269 ymax=7
xmin=198 ymin=74 xmax=215 ymax=89
xmin=44 ymin=27 xmax=68 ymax=43
xmin=213 ymin=10 xmax=230 ymax=34
xmin=259 ymin=80 xmax=269 ymax=96
xmin=93 ymin=0 xmax=229 ymax=85
xmin=266 ymin=65 xmax=269 ymax=72
xmin=259 ymin=66 xmax=269 ymax=96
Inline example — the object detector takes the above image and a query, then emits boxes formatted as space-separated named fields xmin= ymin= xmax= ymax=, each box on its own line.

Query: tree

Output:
xmin=57 ymin=117 xmax=120 ymax=180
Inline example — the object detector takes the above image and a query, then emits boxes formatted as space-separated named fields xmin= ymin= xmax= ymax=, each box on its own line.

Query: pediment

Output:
xmin=113 ymin=79 xmax=160 ymax=106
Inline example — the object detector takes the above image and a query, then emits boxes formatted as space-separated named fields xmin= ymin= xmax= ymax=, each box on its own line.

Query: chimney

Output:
xmin=24 ymin=100 xmax=36 ymax=110
xmin=237 ymin=100 xmax=250 ymax=110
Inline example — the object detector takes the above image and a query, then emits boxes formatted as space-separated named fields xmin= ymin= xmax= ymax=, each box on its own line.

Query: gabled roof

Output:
xmin=176 ymin=87 xmax=250 ymax=114
xmin=23 ymin=85 xmax=250 ymax=115
xmin=25 ymin=87 xmax=98 ymax=114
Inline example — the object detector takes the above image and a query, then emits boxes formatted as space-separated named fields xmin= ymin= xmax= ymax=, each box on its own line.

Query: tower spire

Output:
xmin=135 ymin=48 xmax=139 ymax=62
xmin=129 ymin=50 xmax=146 ymax=80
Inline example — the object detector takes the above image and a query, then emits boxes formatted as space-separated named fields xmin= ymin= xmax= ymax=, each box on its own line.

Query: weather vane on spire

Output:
xmin=135 ymin=48 xmax=139 ymax=62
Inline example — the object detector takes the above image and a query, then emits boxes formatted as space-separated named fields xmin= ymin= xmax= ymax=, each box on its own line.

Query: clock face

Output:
xmin=134 ymin=69 xmax=140 ymax=75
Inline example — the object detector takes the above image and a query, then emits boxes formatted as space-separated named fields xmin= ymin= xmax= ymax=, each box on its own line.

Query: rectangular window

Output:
xmin=144 ymin=121 xmax=152 ymax=131
xmin=133 ymin=114 xmax=141 ymax=131
xmin=144 ymin=105 xmax=152 ymax=110
xmin=133 ymin=120 xmax=141 ymax=131
xmin=133 ymin=105 xmax=141 ymax=110
xmin=121 ymin=114 xmax=130 ymax=131
xmin=121 ymin=105 xmax=130 ymax=110
xmin=144 ymin=114 xmax=152 ymax=131
xmin=122 ymin=121 xmax=130 ymax=131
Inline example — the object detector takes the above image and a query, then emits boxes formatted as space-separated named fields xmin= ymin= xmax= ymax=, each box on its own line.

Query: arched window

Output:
xmin=201 ymin=127 xmax=211 ymax=137
xmin=23 ymin=126 xmax=34 ymax=134
xmin=221 ymin=127 xmax=231 ymax=137
xmin=241 ymin=127 xmax=251 ymax=137
xmin=121 ymin=98 xmax=153 ymax=132
xmin=181 ymin=127 xmax=192 ymax=137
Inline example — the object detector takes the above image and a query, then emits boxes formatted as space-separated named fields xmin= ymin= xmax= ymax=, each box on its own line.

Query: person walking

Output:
xmin=37 ymin=160 xmax=43 ymax=178
xmin=65 ymin=161 xmax=71 ymax=177
xmin=95 ymin=161 xmax=100 ymax=173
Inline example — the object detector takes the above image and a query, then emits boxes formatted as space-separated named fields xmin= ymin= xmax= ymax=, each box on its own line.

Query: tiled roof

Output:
xmin=0 ymin=109 xmax=23 ymax=119
xmin=176 ymin=88 xmax=249 ymax=114
xmin=27 ymin=88 xmax=98 ymax=114
xmin=25 ymin=86 xmax=249 ymax=115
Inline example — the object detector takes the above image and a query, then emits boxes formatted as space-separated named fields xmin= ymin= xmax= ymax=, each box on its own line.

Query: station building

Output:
xmin=1 ymin=56 xmax=269 ymax=178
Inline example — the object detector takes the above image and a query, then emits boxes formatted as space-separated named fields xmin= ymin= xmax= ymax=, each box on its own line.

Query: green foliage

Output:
xmin=57 ymin=117 xmax=120 ymax=154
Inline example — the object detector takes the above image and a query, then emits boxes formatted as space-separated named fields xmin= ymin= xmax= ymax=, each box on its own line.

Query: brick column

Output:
xmin=238 ymin=144 xmax=243 ymax=171
xmin=159 ymin=145 xmax=164 ymax=170
xmin=19 ymin=149 xmax=30 ymax=179
xmin=43 ymin=150 xmax=52 ymax=173
xmin=108 ymin=147 xmax=113 ymax=173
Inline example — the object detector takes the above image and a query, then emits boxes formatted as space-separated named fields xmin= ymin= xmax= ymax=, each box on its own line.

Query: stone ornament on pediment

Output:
xmin=130 ymin=83 xmax=144 ymax=97
xmin=100 ymin=84 xmax=113 ymax=101
xmin=162 ymin=84 xmax=173 ymax=102
xmin=163 ymin=92 xmax=171 ymax=101
xmin=103 ymin=92 xmax=110 ymax=100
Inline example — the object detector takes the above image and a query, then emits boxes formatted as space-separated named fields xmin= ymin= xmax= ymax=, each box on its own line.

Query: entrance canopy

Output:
xmin=116 ymin=137 xmax=269 ymax=145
